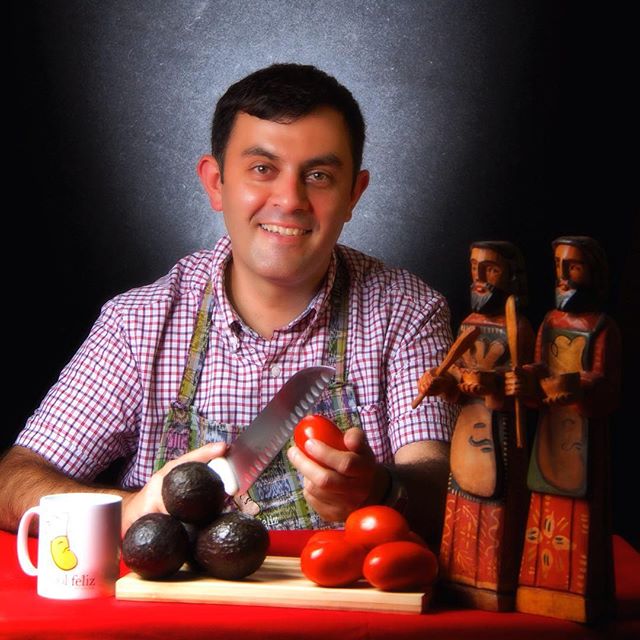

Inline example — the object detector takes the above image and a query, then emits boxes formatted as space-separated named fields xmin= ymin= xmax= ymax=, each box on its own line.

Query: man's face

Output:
xmin=469 ymin=247 xmax=510 ymax=314
xmin=198 ymin=107 xmax=368 ymax=294
xmin=554 ymin=244 xmax=593 ymax=311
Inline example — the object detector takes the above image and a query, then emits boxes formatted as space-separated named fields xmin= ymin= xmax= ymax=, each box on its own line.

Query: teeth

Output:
xmin=260 ymin=224 xmax=309 ymax=236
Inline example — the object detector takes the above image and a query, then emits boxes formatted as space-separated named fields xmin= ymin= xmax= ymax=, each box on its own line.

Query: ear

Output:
xmin=345 ymin=169 xmax=370 ymax=222
xmin=197 ymin=155 xmax=224 ymax=211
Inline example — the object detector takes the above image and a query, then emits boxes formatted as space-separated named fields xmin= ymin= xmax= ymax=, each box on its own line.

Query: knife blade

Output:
xmin=208 ymin=365 xmax=335 ymax=496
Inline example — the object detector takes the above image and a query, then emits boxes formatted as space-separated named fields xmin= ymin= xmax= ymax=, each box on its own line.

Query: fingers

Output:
xmin=300 ymin=430 xmax=373 ymax=477
xmin=287 ymin=445 xmax=345 ymax=492
xmin=161 ymin=442 xmax=228 ymax=475
xmin=418 ymin=373 xmax=433 ymax=395
xmin=417 ymin=368 xmax=442 ymax=396
xmin=287 ymin=432 xmax=376 ymax=522
xmin=122 ymin=442 xmax=228 ymax=536
xmin=302 ymin=485 xmax=351 ymax=522
xmin=178 ymin=441 xmax=228 ymax=462
xmin=504 ymin=371 xmax=522 ymax=396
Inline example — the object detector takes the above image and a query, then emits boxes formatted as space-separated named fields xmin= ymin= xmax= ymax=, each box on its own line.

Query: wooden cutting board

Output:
xmin=116 ymin=555 xmax=430 ymax=614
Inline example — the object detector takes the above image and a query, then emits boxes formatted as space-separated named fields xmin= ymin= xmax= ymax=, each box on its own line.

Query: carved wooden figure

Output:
xmin=416 ymin=241 xmax=534 ymax=611
xmin=509 ymin=236 xmax=621 ymax=623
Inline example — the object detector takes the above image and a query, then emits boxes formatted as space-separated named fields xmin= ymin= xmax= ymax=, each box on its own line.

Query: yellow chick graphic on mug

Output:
xmin=46 ymin=513 xmax=78 ymax=571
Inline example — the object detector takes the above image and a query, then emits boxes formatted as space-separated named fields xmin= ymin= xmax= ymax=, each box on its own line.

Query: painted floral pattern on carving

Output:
xmin=519 ymin=492 xmax=589 ymax=594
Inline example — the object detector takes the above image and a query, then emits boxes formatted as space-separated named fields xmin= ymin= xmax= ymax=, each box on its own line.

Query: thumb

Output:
xmin=163 ymin=442 xmax=228 ymax=473
xmin=343 ymin=428 xmax=373 ymax=457
xmin=183 ymin=441 xmax=228 ymax=462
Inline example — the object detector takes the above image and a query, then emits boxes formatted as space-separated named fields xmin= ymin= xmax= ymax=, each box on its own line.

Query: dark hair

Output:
xmin=470 ymin=240 xmax=529 ymax=306
xmin=211 ymin=63 xmax=366 ymax=181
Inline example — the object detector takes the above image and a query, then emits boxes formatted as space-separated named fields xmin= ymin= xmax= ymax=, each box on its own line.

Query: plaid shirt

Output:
xmin=17 ymin=235 xmax=455 ymax=489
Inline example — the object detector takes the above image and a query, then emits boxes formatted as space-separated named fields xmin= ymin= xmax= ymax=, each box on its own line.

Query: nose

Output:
xmin=271 ymin=172 xmax=309 ymax=214
xmin=558 ymin=260 xmax=570 ymax=281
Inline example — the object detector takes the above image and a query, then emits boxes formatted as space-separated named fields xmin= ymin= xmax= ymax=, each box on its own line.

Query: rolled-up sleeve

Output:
xmin=384 ymin=281 xmax=458 ymax=453
xmin=16 ymin=302 xmax=142 ymax=481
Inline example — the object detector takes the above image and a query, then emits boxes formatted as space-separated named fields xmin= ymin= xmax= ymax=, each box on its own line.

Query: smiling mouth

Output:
xmin=260 ymin=223 xmax=310 ymax=237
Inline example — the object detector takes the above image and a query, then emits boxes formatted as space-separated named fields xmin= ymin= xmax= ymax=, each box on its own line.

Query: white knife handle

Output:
xmin=208 ymin=456 xmax=239 ymax=496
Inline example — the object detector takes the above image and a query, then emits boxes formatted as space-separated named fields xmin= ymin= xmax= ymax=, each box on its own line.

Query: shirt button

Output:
xmin=270 ymin=364 xmax=281 ymax=378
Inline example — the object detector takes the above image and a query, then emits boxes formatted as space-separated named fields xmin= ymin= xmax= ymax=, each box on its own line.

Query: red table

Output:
xmin=1 ymin=530 xmax=638 ymax=639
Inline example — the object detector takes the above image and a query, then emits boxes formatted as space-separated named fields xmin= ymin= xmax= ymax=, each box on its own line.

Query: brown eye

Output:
xmin=306 ymin=171 xmax=331 ymax=184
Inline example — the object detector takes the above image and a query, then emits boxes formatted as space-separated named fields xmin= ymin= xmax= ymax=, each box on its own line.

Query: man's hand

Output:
xmin=286 ymin=428 xmax=387 ymax=523
xmin=121 ymin=442 xmax=227 ymax=536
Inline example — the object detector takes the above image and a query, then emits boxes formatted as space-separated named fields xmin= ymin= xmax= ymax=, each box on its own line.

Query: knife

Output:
xmin=208 ymin=365 xmax=335 ymax=496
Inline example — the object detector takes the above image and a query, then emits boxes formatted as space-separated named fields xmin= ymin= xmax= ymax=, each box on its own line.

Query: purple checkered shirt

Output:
xmin=16 ymin=235 xmax=455 ymax=489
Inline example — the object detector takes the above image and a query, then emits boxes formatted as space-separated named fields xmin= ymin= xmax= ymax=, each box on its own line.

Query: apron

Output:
xmin=153 ymin=252 xmax=362 ymax=529
xmin=527 ymin=316 xmax=604 ymax=498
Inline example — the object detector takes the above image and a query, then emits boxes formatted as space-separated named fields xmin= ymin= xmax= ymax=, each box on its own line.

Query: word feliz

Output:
xmin=55 ymin=573 xmax=96 ymax=587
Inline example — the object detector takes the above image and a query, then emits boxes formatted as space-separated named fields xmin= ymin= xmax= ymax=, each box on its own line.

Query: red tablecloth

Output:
xmin=1 ymin=530 xmax=638 ymax=639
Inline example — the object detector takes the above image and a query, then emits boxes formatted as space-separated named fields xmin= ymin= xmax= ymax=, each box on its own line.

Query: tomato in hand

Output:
xmin=363 ymin=541 xmax=438 ymax=591
xmin=345 ymin=505 xmax=411 ymax=550
xmin=294 ymin=415 xmax=347 ymax=465
xmin=300 ymin=539 xmax=366 ymax=587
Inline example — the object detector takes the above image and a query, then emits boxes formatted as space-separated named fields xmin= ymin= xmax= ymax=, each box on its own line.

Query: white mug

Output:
xmin=16 ymin=493 xmax=122 ymax=599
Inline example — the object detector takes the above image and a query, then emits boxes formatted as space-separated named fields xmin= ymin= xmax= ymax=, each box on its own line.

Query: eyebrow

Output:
xmin=241 ymin=146 xmax=344 ymax=171
xmin=242 ymin=146 xmax=278 ymax=160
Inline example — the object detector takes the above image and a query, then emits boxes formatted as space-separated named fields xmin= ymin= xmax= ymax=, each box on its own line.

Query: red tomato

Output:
xmin=344 ymin=505 xmax=410 ymax=550
xmin=405 ymin=530 xmax=429 ymax=547
xmin=363 ymin=541 xmax=439 ymax=591
xmin=300 ymin=539 xmax=366 ymax=587
xmin=305 ymin=530 xmax=346 ymax=549
xmin=293 ymin=415 xmax=347 ymax=464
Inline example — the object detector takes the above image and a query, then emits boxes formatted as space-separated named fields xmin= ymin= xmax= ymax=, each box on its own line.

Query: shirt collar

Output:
xmin=202 ymin=234 xmax=338 ymax=336
xmin=206 ymin=235 xmax=241 ymax=333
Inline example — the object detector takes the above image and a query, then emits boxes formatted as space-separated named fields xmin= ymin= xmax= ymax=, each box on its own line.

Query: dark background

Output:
xmin=7 ymin=1 xmax=637 ymax=545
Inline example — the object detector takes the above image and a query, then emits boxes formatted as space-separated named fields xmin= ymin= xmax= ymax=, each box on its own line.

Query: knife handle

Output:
xmin=209 ymin=457 xmax=239 ymax=496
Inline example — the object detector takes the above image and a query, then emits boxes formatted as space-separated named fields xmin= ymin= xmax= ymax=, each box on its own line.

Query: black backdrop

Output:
xmin=7 ymin=1 xmax=637 ymax=545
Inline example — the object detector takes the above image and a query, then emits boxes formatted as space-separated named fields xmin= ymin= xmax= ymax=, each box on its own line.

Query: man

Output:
xmin=506 ymin=236 xmax=621 ymax=623
xmin=416 ymin=241 xmax=534 ymax=610
xmin=0 ymin=64 xmax=454 ymax=542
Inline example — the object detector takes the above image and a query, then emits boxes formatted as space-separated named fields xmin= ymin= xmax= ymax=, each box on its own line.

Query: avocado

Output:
xmin=122 ymin=513 xmax=189 ymax=579
xmin=162 ymin=461 xmax=226 ymax=525
xmin=195 ymin=512 xmax=269 ymax=580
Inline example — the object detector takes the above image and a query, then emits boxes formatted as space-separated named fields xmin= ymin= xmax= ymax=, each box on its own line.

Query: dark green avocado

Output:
xmin=195 ymin=512 xmax=269 ymax=580
xmin=162 ymin=461 xmax=226 ymax=525
xmin=122 ymin=513 xmax=189 ymax=579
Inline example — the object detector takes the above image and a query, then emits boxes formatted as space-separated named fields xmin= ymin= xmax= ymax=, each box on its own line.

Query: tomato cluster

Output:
xmin=300 ymin=506 xmax=439 ymax=591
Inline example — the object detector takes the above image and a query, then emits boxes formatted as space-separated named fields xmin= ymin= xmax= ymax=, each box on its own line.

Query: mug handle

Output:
xmin=16 ymin=506 xmax=40 ymax=576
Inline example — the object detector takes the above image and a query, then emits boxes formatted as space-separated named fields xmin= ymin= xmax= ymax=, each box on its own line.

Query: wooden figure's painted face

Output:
xmin=469 ymin=247 xmax=510 ymax=314
xmin=554 ymin=244 xmax=594 ymax=311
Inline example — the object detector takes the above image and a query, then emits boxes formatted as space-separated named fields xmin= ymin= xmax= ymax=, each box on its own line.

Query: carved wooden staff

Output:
xmin=412 ymin=325 xmax=481 ymax=409
xmin=505 ymin=294 xmax=525 ymax=448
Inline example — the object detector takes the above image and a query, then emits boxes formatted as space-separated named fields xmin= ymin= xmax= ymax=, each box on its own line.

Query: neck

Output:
xmin=225 ymin=263 xmax=328 ymax=339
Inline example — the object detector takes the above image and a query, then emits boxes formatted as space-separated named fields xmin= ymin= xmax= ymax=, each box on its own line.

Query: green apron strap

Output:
xmin=327 ymin=250 xmax=350 ymax=384
xmin=176 ymin=278 xmax=215 ymax=408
